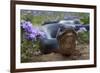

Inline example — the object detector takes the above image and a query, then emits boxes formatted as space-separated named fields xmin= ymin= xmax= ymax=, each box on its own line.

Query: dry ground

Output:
xmin=30 ymin=44 xmax=89 ymax=62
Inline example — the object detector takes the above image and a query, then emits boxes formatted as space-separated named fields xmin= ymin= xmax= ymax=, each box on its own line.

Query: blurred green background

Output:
xmin=21 ymin=10 xmax=89 ymax=26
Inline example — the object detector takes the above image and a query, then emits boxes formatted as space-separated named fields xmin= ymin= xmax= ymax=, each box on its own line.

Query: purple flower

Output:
xmin=25 ymin=33 xmax=36 ymax=40
xmin=38 ymin=31 xmax=46 ymax=38
xmin=21 ymin=21 xmax=33 ymax=33
xmin=31 ymin=27 xmax=39 ymax=35
xmin=21 ymin=21 xmax=46 ymax=40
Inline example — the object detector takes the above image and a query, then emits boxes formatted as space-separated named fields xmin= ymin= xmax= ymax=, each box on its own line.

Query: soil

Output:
xmin=30 ymin=44 xmax=89 ymax=62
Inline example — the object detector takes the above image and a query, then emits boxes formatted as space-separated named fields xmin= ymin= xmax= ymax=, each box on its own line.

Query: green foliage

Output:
xmin=78 ymin=31 xmax=89 ymax=44
xmin=21 ymin=39 xmax=33 ymax=62
xmin=80 ymin=16 xmax=89 ymax=24
xmin=79 ymin=13 xmax=90 ymax=24
xmin=21 ymin=11 xmax=90 ymax=26
xmin=21 ymin=13 xmax=33 ymax=22
xmin=32 ymin=15 xmax=46 ymax=26
xmin=21 ymin=39 xmax=41 ymax=62
xmin=21 ymin=31 xmax=41 ymax=62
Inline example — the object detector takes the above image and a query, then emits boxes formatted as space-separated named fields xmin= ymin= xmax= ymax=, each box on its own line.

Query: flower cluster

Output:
xmin=21 ymin=20 xmax=46 ymax=40
xmin=75 ymin=25 xmax=89 ymax=32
